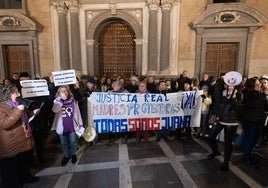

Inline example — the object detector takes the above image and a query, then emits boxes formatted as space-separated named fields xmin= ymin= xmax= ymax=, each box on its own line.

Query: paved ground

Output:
xmin=19 ymin=131 xmax=268 ymax=188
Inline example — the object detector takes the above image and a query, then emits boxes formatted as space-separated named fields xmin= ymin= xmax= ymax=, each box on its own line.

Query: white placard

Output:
xmin=20 ymin=79 xmax=49 ymax=98
xmin=52 ymin=69 xmax=76 ymax=86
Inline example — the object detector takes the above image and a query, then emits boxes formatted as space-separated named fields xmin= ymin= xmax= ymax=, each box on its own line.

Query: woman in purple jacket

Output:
xmin=51 ymin=85 xmax=84 ymax=166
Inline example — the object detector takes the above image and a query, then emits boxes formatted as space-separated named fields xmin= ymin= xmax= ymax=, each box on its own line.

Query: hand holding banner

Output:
xmin=88 ymin=91 xmax=203 ymax=133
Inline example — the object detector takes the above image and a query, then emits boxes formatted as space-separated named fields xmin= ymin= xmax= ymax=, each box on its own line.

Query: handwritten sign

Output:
xmin=52 ymin=69 xmax=76 ymax=86
xmin=20 ymin=79 xmax=49 ymax=98
xmin=88 ymin=91 xmax=202 ymax=133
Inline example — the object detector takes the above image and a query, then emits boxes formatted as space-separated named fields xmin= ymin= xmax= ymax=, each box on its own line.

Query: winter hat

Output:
xmin=184 ymin=78 xmax=192 ymax=85
xmin=87 ymin=77 xmax=95 ymax=85
xmin=201 ymin=85 xmax=209 ymax=90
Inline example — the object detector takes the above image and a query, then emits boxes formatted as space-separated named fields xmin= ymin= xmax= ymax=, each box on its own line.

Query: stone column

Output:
xmin=160 ymin=0 xmax=173 ymax=74
xmin=134 ymin=39 xmax=143 ymax=76
xmin=86 ymin=40 xmax=95 ymax=76
xmin=195 ymin=28 xmax=204 ymax=79
xmin=244 ymin=27 xmax=257 ymax=76
xmin=66 ymin=1 xmax=82 ymax=73
xmin=147 ymin=0 xmax=159 ymax=74
xmin=56 ymin=2 xmax=70 ymax=70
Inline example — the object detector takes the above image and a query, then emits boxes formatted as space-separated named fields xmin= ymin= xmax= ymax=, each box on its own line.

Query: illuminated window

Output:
xmin=0 ymin=0 xmax=23 ymax=9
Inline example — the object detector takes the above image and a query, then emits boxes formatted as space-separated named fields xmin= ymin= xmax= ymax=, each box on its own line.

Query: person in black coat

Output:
xmin=207 ymin=85 xmax=242 ymax=171
xmin=29 ymin=76 xmax=58 ymax=164
xmin=175 ymin=78 xmax=193 ymax=139
xmin=241 ymin=77 xmax=268 ymax=168
xmin=146 ymin=76 xmax=157 ymax=93
xmin=156 ymin=80 xmax=171 ymax=141
xmin=208 ymin=76 xmax=224 ymax=116
xmin=125 ymin=76 xmax=139 ymax=93
xmin=177 ymin=70 xmax=189 ymax=91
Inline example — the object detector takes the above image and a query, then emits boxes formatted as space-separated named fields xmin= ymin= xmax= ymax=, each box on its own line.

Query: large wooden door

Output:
xmin=205 ymin=42 xmax=237 ymax=77
xmin=98 ymin=22 xmax=136 ymax=80
xmin=4 ymin=45 xmax=31 ymax=77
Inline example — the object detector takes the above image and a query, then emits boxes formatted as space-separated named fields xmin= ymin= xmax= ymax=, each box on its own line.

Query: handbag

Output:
xmin=75 ymin=126 xmax=85 ymax=137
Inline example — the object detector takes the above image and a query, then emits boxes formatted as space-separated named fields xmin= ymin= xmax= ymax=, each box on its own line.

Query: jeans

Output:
xmin=208 ymin=124 xmax=237 ymax=162
xmin=241 ymin=121 xmax=262 ymax=157
xmin=59 ymin=132 xmax=77 ymax=157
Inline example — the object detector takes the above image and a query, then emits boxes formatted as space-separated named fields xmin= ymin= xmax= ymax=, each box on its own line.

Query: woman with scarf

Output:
xmin=51 ymin=85 xmax=84 ymax=166
xmin=0 ymin=85 xmax=40 ymax=188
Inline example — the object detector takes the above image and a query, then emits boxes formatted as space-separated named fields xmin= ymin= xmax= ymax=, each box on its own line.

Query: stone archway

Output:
xmin=85 ymin=10 xmax=142 ymax=76
xmin=191 ymin=3 xmax=268 ymax=78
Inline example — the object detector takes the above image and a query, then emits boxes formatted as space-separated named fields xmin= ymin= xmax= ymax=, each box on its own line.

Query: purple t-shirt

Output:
xmin=61 ymin=98 xmax=75 ymax=133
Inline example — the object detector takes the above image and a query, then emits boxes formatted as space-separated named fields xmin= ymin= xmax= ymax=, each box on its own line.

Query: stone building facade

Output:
xmin=0 ymin=0 xmax=267 ymax=80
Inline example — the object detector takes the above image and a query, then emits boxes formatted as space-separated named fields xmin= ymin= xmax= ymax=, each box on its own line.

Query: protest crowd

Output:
xmin=0 ymin=70 xmax=268 ymax=187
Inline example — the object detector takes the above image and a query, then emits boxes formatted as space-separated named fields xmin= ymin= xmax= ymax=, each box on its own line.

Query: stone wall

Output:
xmin=178 ymin=0 xmax=268 ymax=77
xmin=27 ymin=0 xmax=54 ymax=77
xmin=246 ymin=0 xmax=268 ymax=77
xmin=26 ymin=0 xmax=268 ymax=78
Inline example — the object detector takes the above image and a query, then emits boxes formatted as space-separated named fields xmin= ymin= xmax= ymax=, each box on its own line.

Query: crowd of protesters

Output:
xmin=0 ymin=70 xmax=268 ymax=187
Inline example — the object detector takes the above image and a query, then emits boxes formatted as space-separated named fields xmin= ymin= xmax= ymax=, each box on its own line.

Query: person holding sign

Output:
xmin=136 ymin=81 xmax=149 ymax=143
xmin=51 ymin=85 xmax=84 ymax=166
xmin=109 ymin=81 xmax=129 ymax=144
xmin=0 ymin=85 xmax=40 ymax=187
xmin=156 ymin=80 xmax=171 ymax=141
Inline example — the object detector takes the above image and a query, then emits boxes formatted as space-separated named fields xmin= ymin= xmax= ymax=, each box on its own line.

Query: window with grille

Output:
xmin=0 ymin=0 xmax=23 ymax=9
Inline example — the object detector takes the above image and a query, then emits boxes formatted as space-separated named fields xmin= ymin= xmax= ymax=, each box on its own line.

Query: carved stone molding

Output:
xmin=51 ymin=0 xmax=79 ymax=13
xmin=86 ymin=10 xmax=103 ymax=26
xmin=215 ymin=11 xmax=240 ymax=24
xmin=110 ymin=2 xmax=117 ymax=15
xmin=51 ymin=2 xmax=68 ymax=14
xmin=161 ymin=0 xmax=173 ymax=11
xmin=0 ymin=16 xmax=20 ymax=28
xmin=147 ymin=0 xmax=159 ymax=11
xmin=65 ymin=0 xmax=79 ymax=13
xmin=192 ymin=4 xmax=268 ymax=28
xmin=129 ymin=10 xmax=142 ymax=25
xmin=0 ymin=11 xmax=41 ymax=31
xmin=50 ymin=0 xmax=78 ymax=5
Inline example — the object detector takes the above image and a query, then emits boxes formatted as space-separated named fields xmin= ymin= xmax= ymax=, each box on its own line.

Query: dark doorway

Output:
xmin=3 ymin=45 xmax=31 ymax=78
xmin=205 ymin=42 xmax=238 ymax=77
xmin=98 ymin=21 xmax=136 ymax=80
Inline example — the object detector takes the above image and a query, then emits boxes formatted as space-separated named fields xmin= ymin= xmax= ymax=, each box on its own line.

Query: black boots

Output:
xmin=220 ymin=161 xmax=229 ymax=171
xmin=207 ymin=151 xmax=221 ymax=159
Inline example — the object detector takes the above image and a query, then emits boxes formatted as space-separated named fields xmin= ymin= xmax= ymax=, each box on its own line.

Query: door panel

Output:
xmin=4 ymin=45 xmax=31 ymax=77
xmin=205 ymin=42 xmax=237 ymax=77
xmin=98 ymin=22 xmax=136 ymax=80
